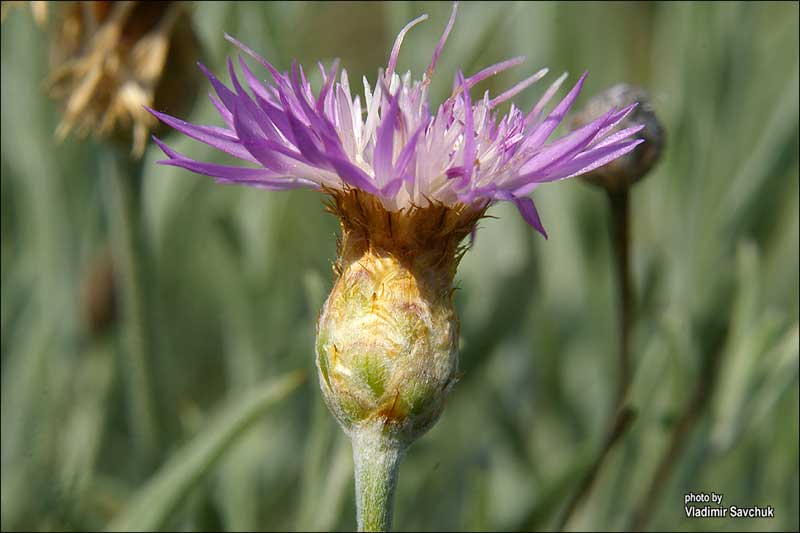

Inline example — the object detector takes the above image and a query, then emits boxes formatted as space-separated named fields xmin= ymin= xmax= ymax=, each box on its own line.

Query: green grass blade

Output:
xmin=106 ymin=370 xmax=306 ymax=532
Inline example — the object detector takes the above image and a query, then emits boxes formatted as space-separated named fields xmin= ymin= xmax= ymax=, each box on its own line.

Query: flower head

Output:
xmin=150 ymin=4 xmax=644 ymax=445
xmin=44 ymin=1 xmax=201 ymax=157
xmin=150 ymin=3 xmax=643 ymax=238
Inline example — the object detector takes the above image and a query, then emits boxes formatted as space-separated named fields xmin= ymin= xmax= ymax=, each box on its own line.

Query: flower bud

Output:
xmin=316 ymin=190 xmax=484 ymax=445
xmin=572 ymin=84 xmax=665 ymax=192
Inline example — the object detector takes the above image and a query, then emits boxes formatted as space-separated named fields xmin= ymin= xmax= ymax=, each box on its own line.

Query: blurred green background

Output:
xmin=1 ymin=1 xmax=798 ymax=531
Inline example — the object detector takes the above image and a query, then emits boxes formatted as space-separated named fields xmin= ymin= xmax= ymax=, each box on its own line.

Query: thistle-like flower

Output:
xmin=41 ymin=1 xmax=201 ymax=157
xmin=150 ymin=4 xmax=643 ymax=530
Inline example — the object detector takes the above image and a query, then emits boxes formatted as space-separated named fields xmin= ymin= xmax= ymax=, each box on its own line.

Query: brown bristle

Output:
xmin=324 ymin=188 xmax=488 ymax=290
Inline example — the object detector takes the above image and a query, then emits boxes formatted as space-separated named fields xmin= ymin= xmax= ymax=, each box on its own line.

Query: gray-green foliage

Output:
xmin=1 ymin=2 xmax=797 ymax=531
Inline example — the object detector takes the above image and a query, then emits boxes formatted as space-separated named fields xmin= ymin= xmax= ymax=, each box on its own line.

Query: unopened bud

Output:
xmin=573 ymin=84 xmax=665 ymax=192
xmin=316 ymin=190 xmax=483 ymax=445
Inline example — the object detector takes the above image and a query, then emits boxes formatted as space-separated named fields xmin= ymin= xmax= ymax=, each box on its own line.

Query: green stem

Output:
xmin=556 ymin=188 xmax=637 ymax=531
xmin=105 ymin=149 xmax=160 ymax=471
xmin=608 ymin=189 xmax=634 ymax=410
xmin=351 ymin=423 xmax=406 ymax=532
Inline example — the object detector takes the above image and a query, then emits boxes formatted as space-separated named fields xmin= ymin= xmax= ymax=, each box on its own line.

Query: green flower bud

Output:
xmin=316 ymin=190 xmax=484 ymax=446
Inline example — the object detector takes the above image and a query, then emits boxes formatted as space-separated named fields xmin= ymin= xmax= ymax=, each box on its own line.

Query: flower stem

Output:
xmin=104 ymin=149 xmax=160 ymax=471
xmin=351 ymin=423 xmax=406 ymax=532
xmin=608 ymin=189 xmax=634 ymax=410
xmin=556 ymin=188 xmax=637 ymax=531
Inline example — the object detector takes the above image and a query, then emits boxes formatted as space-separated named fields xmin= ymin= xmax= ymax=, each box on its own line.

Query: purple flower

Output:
xmin=149 ymin=3 xmax=643 ymax=238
